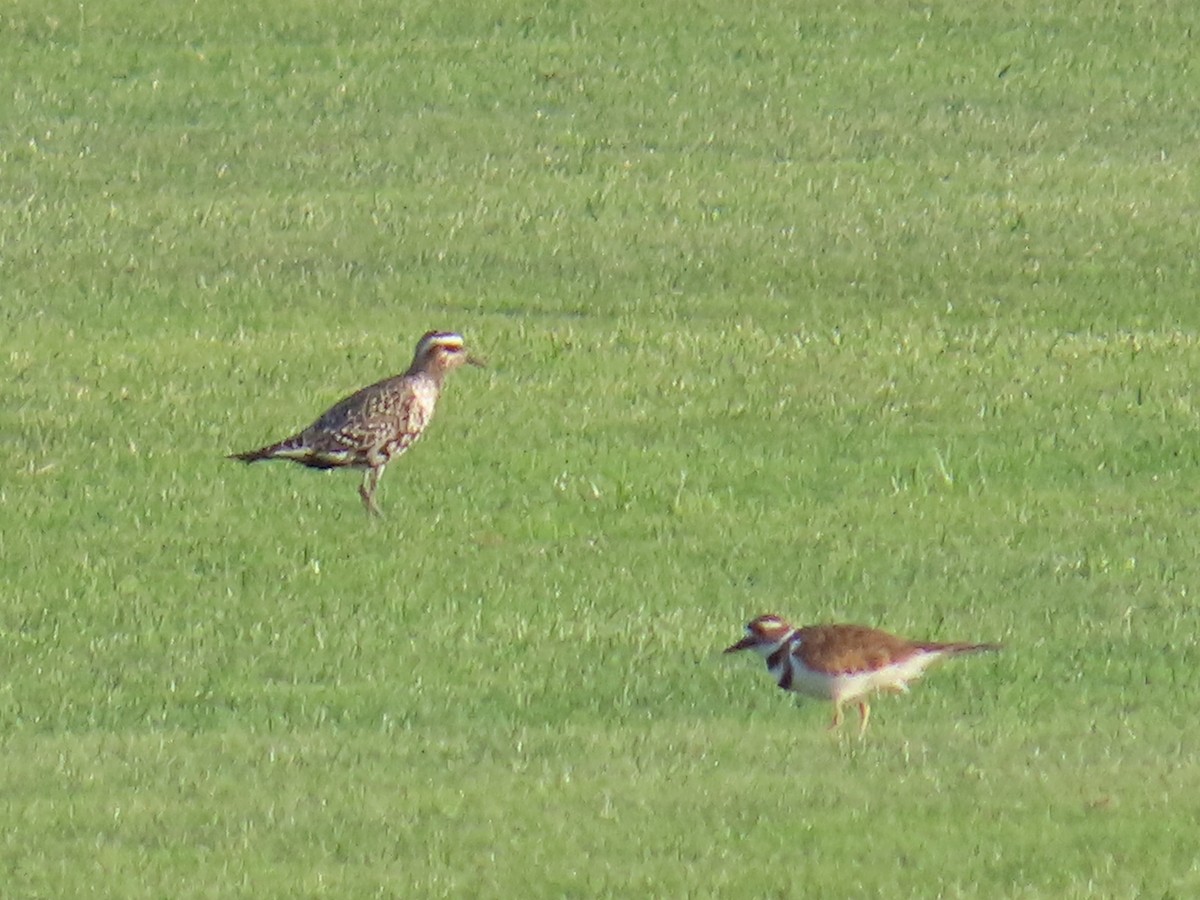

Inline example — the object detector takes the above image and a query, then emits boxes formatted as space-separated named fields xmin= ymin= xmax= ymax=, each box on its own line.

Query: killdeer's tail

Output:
xmin=923 ymin=641 xmax=1002 ymax=656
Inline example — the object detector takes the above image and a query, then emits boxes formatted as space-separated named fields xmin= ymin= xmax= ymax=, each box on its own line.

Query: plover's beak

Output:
xmin=724 ymin=635 xmax=756 ymax=654
xmin=466 ymin=354 xmax=486 ymax=368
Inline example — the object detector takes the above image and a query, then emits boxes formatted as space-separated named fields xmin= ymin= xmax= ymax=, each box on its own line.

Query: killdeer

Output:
xmin=725 ymin=614 xmax=999 ymax=735
xmin=229 ymin=331 xmax=483 ymax=515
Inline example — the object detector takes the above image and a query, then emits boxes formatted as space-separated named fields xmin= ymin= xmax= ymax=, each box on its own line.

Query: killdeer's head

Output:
xmin=413 ymin=331 xmax=485 ymax=373
xmin=724 ymin=614 xmax=796 ymax=657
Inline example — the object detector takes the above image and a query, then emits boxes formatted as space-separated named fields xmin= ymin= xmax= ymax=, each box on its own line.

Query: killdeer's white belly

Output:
xmin=787 ymin=666 xmax=875 ymax=702
xmin=779 ymin=654 xmax=941 ymax=703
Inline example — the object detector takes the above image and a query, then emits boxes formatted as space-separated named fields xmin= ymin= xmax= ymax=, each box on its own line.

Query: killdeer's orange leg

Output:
xmin=828 ymin=702 xmax=844 ymax=731
xmin=857 ymin=700 xmax=871 ymax=737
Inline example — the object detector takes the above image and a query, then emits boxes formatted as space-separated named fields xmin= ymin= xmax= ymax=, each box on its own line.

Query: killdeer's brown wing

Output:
xmin=913 ymin=639 xmax=1002 ymax=656
xmin=792 ymin=624 xmax=923 ymax=676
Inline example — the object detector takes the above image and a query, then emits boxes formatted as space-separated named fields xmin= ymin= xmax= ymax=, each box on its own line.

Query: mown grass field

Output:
xmin=3 ymin=0 xmax=1200 ymax=896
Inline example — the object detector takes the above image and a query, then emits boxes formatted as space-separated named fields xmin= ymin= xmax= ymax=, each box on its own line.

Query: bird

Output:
xmin=229 ymin=330 xmax=483 ymax=515
xmin=724 ymin=614 xmax=999 ymax=735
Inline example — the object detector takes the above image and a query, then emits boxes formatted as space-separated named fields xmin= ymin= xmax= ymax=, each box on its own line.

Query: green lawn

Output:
xmin=3 ymin=0 xmax=1200 ymax=896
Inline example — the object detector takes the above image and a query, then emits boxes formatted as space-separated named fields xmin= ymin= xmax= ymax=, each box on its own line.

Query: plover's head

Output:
xmin=724 ymin=614 xmax=796 ymax=657
xmin=413 ymin=331 xmax=485 ymax=372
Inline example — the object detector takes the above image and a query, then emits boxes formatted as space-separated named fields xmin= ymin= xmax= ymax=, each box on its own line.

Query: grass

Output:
xmin=3 ymin=0 xmax=1200 ymax=896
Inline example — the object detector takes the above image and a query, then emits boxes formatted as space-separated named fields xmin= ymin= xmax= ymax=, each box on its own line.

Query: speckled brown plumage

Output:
xmin=229 ymin=331 xmax=482 ymax=515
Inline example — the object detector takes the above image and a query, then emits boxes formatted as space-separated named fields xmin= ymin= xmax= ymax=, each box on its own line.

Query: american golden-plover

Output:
xmin=229 ymin=330 xmax=483 ymax=515
xmin=725 ymin=614 xmax=999 ymax=735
